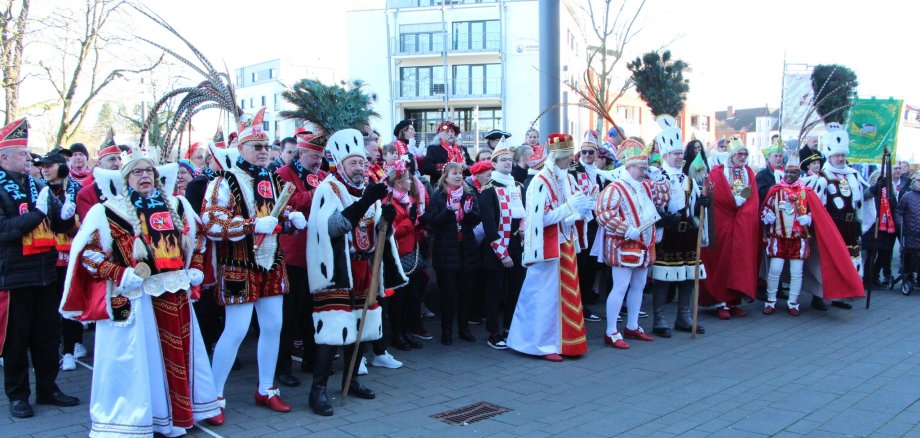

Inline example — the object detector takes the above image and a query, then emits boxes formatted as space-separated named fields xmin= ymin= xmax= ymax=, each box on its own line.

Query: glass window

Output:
xmin=262 ymin=121 xmax=270 ymax=131
xmin=404 ymin=106 xmax=502 ymax=148
xmin=399 ymin=66 xmax=445 ymax=98
xmin=452 ymin=20 xmax=499 ymax=51
xmin=261 ymin=96 xmax=266 ymax=106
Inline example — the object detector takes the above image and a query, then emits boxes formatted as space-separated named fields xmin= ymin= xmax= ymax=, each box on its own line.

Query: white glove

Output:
xmin=118 ymin=268 xmax=145 ymax=291
xmin=797 ymin=215 xmax=812 ymax=227
xmin=61 ymin=197 xmax=76 ymax=221
xmin=187 ymin=268 xmax=204 ymax=287
xmin=625 ymin=226 xmax=641 ymax=240
xmin=288 ymin=211 xmax=307 ymax=230
xmin=762 ymin=209 xmax=777 ymax=225
xmin=254 ymin=216 xmax=279 ymax=235
xmin=81 ymin=249 xmax=105 ymax=274
xmin=734 ymin=195 xmax=746 ymax=207
xmin=567 ymin=192 xmax=588 ymax=213
xmin=35 ymin=187 xmax=49 ymax=215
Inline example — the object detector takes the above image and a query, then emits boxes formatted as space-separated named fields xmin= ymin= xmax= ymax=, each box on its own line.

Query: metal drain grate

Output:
xmin=431 ymin=401 xmax=511 ymax=425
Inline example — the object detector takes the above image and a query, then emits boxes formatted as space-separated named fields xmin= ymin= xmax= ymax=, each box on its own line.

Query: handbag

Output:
xmin=400 ymin=243 xmax=426 ymax=275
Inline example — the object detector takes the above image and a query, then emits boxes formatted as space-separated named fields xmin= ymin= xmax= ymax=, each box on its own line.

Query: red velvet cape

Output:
xmin=700 ymin=165 xmax=760 ymax=305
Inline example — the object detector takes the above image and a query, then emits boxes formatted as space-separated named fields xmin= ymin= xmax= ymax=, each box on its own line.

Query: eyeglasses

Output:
xmin=247 ymin=144 xmax=272 ymax=152
xmin=581 ymin=150 xmax=596 ymax=155
xmin=130 ymin=167 xmax=155 ymax=177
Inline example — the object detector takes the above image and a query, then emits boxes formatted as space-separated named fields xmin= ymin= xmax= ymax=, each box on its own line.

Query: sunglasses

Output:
xmin=580 ymin=150 xmax=596 ymax=155
xmin=247 ymin=144 xmax=272 ymax=152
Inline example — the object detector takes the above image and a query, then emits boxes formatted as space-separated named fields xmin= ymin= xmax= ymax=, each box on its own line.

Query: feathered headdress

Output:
xmin=132 ymin=6 xmax=241 ymax=160
xmin=627 ymin=50 xmax=690 ymax=118
xmin=794 ymin=64 xmax=858 ymax=147
xmin=280 ymin=79 xmax=379 ymax=146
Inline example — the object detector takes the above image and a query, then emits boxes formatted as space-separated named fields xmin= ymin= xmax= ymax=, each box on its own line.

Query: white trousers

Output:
xmin=606 ymin=267 xmax=647 ymax=335
xmin=766 ymin=258 xmax=804 ymax=303
xmin=211 ymin=295 xmax=283 ymax=396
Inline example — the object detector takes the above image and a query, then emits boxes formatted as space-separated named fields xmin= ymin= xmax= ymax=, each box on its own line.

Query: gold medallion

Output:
xmin=134 ymin=262 xmax=152 ymax=279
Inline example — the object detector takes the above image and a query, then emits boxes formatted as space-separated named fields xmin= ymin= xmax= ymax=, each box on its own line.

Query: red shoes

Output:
xmin=254 ymin=387 xmax=291 ymax=413
xmin=763 ymin=301 xmax=776 ymax=315
xmin=604 ymin=333 xmax=630 ymax=349
xmin=623 ymin=327 xmax=654 ymax=342
xmin=543 ymin=353 xmax=564 ymax=362
xmin=206 ymin=397 xmax=225 ymax=426
xmin=787 ymin=302 xmax=800 ymax=316
xmin=717 ymin=306 xmax=748 ymax=319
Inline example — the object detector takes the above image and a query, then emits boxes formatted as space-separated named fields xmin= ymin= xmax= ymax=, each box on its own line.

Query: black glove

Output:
xmin=408 ymin=204 xmax=418 ymax=223
xmin=697 ymin=195 xmax=711 ymax=208
xmin=341 ymin=183 xmax=389 ymax=227
xmin=381 ymin=203 xmax=396 ymax=223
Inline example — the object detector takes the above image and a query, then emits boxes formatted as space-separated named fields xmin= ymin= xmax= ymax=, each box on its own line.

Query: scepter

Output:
xmin=866 ymin=147 xmax=891 ymax=309
xmin=342 ymin=195 xmax=392 ymax=406
xmin=691 ymin=174 xmax=710 ymax=339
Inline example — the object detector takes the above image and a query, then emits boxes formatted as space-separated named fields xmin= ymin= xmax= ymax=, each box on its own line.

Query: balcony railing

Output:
xmin=388 ymin=0 xmax=498 ymax=8
xmin=393 ymin=32 xmax=501 ymax=56
xmin=393 ymin=36 xmax=446 ymax=56
xmin=451 ymin=32 xmax=500 ymax=52
xmin=395 ymin=78 xmax=501 ymax=100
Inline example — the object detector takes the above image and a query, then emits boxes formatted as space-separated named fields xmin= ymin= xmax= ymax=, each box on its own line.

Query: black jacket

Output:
xmin=421 ymin=143 xmax=473 ymax=182
xmin=756 ymin=166 xmax=778 ymax=205
xmin=184 ymin=175 xmax=211 ymax=215
xmin=422 ymin=187 xmax=481 ymax=272
xmin=0 ymin=172 xmax=74 ymax=289
xmin=479 ymin=180 xmax=524 ymax=270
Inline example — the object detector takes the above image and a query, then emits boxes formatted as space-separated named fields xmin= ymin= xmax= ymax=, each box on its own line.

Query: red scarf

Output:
xmin=879 ymin=187 xmax=895 ymax=233
xmin=441 ymin=140 xmax=464 ymax=164
xmin=448 ymin=185 xmax=465 ymax=222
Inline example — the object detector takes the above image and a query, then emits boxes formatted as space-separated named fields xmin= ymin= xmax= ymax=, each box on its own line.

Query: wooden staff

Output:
xmin=342 ymin=199 xmax=391 ymax=406
xmin=691 ymin=174 xmax=710 ymax=339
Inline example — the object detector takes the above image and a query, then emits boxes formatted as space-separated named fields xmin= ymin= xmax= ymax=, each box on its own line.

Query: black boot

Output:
xmin=811 ymin=295 xmax=828 ymax=311
xmin=343 ymin=344 xmax=375 ymax=399
xmin=390 ymin=334 xmax=412 ymax=351
xmin=441 ymin=326 xmax=453 ymax=345
xmin=458 ymin=325 xmax=476 ymax=343
xmin=309 ymin=345 xmax=335 ymax=416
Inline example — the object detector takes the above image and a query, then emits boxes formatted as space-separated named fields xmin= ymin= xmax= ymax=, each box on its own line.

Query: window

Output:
xmin=389 ymin=0 xmax=498 ymax=8
xmin=399 ymin=65 xmax=445 ymax=98
xmin=404 ymin=106 xmax=502 ymax=147
xmin=616 ymin=105 xmax=638 ymax=122
xmin=398 ymin=23 xmax=444 ymax=54
xmin=269 ymin=68 xmax=275 ymax=79
xmin=274 ymin=120 xmax=279 ymax=134
xmin=452 ymin=20 xmax=499 ymax=51
xmin=451 ymin=63 xmax=501 ymax=97
xmin=249 ymin=98 xmax=254 ymax=108
xmin=261 ymin=96 xmax=266 ymax=106
xmin=274 ymin=94 xmax=279 ymax=111
xmin=241 ymin=99 xmax=245 ymax=109
xmin=262 ymin=121 xmax=270 ymax=131
xmin=252 ymin=72 xmax=258 ymax=82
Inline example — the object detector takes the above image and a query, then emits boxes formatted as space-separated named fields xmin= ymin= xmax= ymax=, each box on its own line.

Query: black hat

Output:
xmin=69 ymin=143 xmax=89 ymax=156
xmin=484 ymin=129 xmax=512 ymax=140
xmin=393 ymin=119 xmax=414 ymax=138
xmin=29 ymin=153 xmax=41 ymax=164
xmin=37 ymin=151 xmax=68 ymax=166
xmin=798 ymin=144 xmax=824 ymax=170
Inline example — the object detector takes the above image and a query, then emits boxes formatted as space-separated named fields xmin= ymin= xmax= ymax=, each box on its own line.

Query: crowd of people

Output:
xmin=0 ymin=107 xmax=916 ymax=437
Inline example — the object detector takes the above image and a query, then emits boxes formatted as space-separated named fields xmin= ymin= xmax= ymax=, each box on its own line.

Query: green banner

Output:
xmin=846 ymin=98 xmax=902 ymax=163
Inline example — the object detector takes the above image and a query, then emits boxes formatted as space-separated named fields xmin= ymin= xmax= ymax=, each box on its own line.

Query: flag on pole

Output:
xmin=845 ymin=98 xmax=902 ymax=163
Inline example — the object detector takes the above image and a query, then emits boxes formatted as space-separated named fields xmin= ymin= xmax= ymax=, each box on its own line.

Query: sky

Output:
xmin=138 ymin=0 xmax=920 ymax=112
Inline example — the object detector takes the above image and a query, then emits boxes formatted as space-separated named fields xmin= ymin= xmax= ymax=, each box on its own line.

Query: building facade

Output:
xmin=348 ymin=0 xmax=595 ymax=151
xmin=234 ymin=59 xmax=337 ymax=141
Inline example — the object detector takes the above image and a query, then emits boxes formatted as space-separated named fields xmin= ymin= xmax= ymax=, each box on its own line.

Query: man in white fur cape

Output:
xmin=306 ymin=128 xmax=407 ymax=416
xmin=506 ymin=133 xmax=593 ymax=362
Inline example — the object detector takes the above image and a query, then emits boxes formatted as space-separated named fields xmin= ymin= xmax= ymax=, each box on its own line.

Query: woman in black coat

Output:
xmin=422 ymin=162 xmax=481 ymax=345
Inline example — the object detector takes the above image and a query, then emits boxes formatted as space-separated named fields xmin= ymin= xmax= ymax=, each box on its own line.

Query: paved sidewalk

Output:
xmin=4 ymin=285 xmax=920 ymax=437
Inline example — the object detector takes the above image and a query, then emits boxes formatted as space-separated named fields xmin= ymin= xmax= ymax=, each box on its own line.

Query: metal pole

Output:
xmin=538 ymin=0 xmax=561 ymax=137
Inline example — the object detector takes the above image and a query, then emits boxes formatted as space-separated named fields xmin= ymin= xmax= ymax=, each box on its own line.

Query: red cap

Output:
xmin=296 ymin=133 xmax=324 ymax=153
xmin=470 ymin=161 xmax=493 ymax=175
xmin=0 ymin=118 xmax=28 ymax=150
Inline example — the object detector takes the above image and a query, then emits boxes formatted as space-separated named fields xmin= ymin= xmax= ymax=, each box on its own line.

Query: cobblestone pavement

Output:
xmin=4 ymin=282 xmax=920 ymax=437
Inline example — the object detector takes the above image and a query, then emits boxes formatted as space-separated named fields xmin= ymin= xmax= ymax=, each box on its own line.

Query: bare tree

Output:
xmin=577 ymin=0 xmax=646 ymax=133
xmin=0 ymin=0 xmax=30 ymax=124
xmin=36 ymin=0 xmax=162 ymax=146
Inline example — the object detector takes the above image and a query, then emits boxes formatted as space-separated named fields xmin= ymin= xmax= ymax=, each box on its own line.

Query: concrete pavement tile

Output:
xmin=873 ymin=419 xmax=915 ymax=436
xmin=817 ymin=409 xmax=892 ymax=436
xmin=729 ymin=408 xmax=806 ymax=435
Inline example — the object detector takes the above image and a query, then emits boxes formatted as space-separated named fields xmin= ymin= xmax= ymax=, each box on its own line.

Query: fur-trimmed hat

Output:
xmin=655 ymin=115 xmax=683 ymax=155
xmin=326 ymin=128 xmax=367 ymax=166
xmin=822 ymin=123 xmax=849 ymax=156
